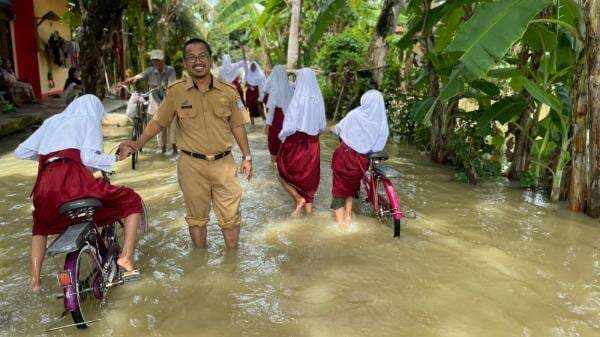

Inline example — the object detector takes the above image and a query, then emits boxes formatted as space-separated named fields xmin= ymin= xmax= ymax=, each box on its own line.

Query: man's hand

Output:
xmin=118 ymin=141 xmax=139 ymax=159
xmin=240 ymin=159 xmax=253 ymax=181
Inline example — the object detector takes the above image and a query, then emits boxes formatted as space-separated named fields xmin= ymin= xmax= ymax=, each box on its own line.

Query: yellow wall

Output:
xmin=34 ymin=0 xmax=70 ymax=95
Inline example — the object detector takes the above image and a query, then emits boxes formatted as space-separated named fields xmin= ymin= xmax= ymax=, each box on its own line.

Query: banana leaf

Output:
xmin=445 ymin=0 xmax=553 ymax=82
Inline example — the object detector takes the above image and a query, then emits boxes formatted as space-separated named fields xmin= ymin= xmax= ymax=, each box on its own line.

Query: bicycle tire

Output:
xmin=71 ymin=244 xmax=103 ymax=329
xmin=376 ymin=180 xmax=401 ymax=238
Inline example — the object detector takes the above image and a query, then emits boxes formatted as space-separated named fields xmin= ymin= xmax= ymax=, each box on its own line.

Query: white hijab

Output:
xmin=333 ymin=90 xmax=389 ymax=154
xmin=219 ymin=54 xmax=243 ymax=83
xmin=15 ymin=94 xmax=106 ymax=158
xmin=265 ymin=65 xmax=293 ymax=125
xmin=278 ymin=68 xmax=326 ymax=141
xmin=245 ymin=61 xmax=266 ymax=87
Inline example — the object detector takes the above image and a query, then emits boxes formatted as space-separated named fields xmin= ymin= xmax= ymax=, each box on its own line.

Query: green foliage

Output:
xmin=315 ymin=30 xmax=368 ymax=74
xmin=448 ymin=112 xmax=503 ymax=183
xmin=303 ymin=0 xmax=347 ymax=66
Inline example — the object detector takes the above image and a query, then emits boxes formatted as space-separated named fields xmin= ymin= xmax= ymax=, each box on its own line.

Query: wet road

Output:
xmin=0 ymin=124 xmax=598 ymax=337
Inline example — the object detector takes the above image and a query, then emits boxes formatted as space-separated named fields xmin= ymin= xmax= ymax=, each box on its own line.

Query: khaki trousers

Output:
xmin=177 ymin=152 xmax=242 ymax=229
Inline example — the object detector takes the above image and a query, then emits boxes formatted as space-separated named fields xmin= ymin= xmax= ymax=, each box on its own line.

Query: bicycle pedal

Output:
xmin=121 ymin=270 xmax=141 ymax=282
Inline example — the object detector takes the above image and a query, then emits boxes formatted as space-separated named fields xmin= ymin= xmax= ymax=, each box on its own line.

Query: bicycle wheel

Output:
xmin=376 ymin=180 xmax=401 ymax=238
xmin=71 ymin=244 xmax=104 ymax=328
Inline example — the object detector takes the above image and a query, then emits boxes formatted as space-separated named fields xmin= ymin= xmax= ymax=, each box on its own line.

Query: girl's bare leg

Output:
xmin=343 ymin=197 xmax=353 ymax=223
xmin=117 ymin=213 xmax=140 ymax=272
xmin=277 ymin=175 xmax=305 ymax=216
xmin=30 ymin=235 xmax=47 ymax=292
xmin=333 ymin=207 xmax=345 ymax=223
xmin=304 ymin=203 xmax=313 ymax=216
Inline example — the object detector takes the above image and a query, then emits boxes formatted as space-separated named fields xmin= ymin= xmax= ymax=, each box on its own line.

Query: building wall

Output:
xmin=34 ymin=0 xmax=70 ymax=96
xmin=12 ymin=0 xmax=41 ymax=98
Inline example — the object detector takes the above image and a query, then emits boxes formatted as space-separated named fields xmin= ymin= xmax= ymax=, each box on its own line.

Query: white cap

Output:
xmin=148 ymin=49 xmax=164 ymax=61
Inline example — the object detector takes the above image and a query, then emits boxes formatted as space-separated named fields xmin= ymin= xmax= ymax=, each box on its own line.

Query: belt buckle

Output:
xmin=205 ymin=154 xmax=215 ymax=161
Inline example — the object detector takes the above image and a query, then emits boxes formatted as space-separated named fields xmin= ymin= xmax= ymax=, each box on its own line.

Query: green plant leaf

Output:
xmin=522 ymin=77 xmax=563 ymax=112
xmin=216 ymin=0 xmax=260 ymax=23
xmin=469 ymin=79 xmax=500 ymax=96
xmin=445 ymin=0 xmax=553 ymax=81
xmin=522 ymin=25 xmax=558 ymax=51
xmin=477 ymin=95 xmax=528 ymax=127
xmin=409 ymin=97 xmax=435 ymax=123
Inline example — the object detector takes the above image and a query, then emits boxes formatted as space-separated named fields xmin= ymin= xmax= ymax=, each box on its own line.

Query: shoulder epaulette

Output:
xmin=167 ymin=79 xmax=186 ymax=88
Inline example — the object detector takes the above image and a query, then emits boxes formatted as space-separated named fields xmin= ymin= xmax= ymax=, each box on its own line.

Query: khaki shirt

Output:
xmin=153 ymin=76 xmax=250 ymax=154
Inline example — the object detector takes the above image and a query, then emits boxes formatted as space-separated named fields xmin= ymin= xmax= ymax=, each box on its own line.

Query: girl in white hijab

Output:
xmin=330 ymin=90 xmax=389 ymax=225
xmin=245 ymin=61 xmax=267 ymax=124
xmin=264 ymin=65 xmax=294 ymax=161
xmin=276 ymin=68 xmax=326 ymax=216
xmin=15 ymin=95 xmax=143 ymax=291
xmin=219 ymin=54 xmax=246 ymax=101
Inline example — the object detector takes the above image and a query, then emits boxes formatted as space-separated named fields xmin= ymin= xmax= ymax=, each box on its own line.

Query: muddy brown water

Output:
xmin=0 ymin=124 xmax=598 ymax=337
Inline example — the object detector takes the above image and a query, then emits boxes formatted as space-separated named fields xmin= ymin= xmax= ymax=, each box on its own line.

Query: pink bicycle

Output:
xmin=361 ymin=151 xmax=404 ymax=238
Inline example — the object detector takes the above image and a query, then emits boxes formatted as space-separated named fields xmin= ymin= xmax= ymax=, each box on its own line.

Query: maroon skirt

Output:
xmin=268 ymin=107 xmax=284 ymax=156
xmin=245 ymin=85 xmax=261 ymax=118
xmin=277 ymin=132 xmax=320 ymax=203
xmin=232 ymin=78 xmax=245 ymax=104
xmin=31 ymin=148 xmax=142 ymax=236
xmin=331 ymin=142 xmax=369 ymax=198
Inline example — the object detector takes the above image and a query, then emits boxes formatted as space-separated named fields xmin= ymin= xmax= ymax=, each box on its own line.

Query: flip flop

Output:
xmin=121 ymin=269 xmax=141 ymax=282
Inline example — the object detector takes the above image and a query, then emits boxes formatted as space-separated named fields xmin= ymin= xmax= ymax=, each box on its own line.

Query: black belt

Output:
xmin=181 ymin=149 xmax=231 ymax=161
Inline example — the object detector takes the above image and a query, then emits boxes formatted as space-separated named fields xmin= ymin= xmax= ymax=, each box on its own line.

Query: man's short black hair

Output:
xmin=183 ymin=38 xmax=212 ymax=56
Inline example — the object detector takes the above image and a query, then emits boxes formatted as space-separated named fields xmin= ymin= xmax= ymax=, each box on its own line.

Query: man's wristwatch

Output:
xmin=243 ymin=155 xmax=252 ymax=162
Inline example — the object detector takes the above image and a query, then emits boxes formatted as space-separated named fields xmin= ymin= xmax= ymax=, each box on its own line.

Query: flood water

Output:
xmin=0 ymin=122 xmax=599 ymax=337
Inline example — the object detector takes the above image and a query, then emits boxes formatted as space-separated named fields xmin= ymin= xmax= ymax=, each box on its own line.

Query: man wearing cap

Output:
xmin=123 ymin=49 xmax=178 ymax=154
xmin=118 ymin=38 xmax=252 ymax=249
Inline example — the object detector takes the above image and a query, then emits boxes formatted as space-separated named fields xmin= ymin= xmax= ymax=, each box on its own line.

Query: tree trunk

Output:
xmin=368 ymin=0 xmax=404 ymax=88
xmin=569 ymin=48 xmax=588 ymax=211
xmin=585 ymin=0 xmax=600 ymax=217
xmin=137 ymin=11 xmax=147 ymax=71
xmin=508 ymin=48 xmax=542 ymax=180
xmin=287 ymin=0 xmax=302 ymax=69
xmin=428 ymin=57 xmax=446 ymax=163
xmin=79 ymin=0 xmax=127 ymax=98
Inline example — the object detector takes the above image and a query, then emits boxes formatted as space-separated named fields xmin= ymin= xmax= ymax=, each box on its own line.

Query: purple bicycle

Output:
xmin=46 ymin=171 xmax=147 ymax=330
xmin=361 ymin=151 xmax=404 ymax=238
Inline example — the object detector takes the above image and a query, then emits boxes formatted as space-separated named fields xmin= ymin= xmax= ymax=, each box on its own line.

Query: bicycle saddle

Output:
xmin=368 ymin=151 xmax=389 ymax=161
xmin=59 ymin=198 xmax=102 ymax=216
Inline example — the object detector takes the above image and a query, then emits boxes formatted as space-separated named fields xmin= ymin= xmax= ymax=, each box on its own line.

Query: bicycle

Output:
xmin=360 ymin=151 xmax=404 ymax=238
xmin=119 ymin=85 xmax=156 ymax=170
xmin=45 ymin=170 xmax=147 ymax=331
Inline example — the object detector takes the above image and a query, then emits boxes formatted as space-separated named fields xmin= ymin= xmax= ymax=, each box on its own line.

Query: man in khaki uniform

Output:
xmin=119 ymin=39 xmax=252 ymax=248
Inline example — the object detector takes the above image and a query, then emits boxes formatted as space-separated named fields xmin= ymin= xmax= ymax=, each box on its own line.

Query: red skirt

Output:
xmin=277 ymin=132 xmax=320 ymax=203
xmin=268 ymin=107 xmax=284 ymax=156
xmin=232 ymin=78 xmax=245 ymax=104
xmin=31 ymin=148 xmax=143 ymax=236
xmin=245 ymin=85 xmax=261 ymax=118
xmin=331 ymin=142 xmax=370 ymax=198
